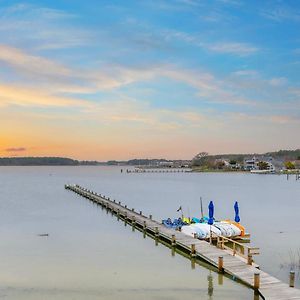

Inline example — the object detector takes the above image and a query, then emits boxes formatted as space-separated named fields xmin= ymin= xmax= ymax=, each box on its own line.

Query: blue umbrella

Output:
xmin=234 ymin=201 xmax=240 ymax=223
xmin=208 ymin=201 xmax=214 ymax=225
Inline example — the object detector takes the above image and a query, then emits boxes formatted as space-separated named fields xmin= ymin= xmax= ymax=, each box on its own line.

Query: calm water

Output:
xmin=0 ymin=167 xmax=299 ymax=299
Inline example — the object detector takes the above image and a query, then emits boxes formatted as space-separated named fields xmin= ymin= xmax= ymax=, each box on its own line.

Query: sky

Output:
xmin=0 ymin=0 xmax=299 ymax=160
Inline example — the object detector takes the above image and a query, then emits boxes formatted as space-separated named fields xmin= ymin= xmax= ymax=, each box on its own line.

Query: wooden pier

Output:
xmin=65 ymin=184 xmax=300 ymax=300
xmin=126 ymin=168 xmax=190 ymax=173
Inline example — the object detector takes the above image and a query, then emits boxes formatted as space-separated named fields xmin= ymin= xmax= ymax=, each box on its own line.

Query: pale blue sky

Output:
xmin=0 ymin=0 xmax=299 ymax=159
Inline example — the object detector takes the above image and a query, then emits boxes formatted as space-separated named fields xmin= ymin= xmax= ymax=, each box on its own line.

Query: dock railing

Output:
xmin=217 ymin=235 xmax=259 ymax=265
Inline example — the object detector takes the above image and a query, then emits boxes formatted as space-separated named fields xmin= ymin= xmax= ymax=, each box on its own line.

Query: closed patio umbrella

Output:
xmin=234 ymin=201 xmax=240 ymax=223
xmin=208 ymin=201 xmax=214 ymax=243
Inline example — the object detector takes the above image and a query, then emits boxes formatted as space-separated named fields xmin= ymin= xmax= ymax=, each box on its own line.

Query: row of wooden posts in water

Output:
xmin=287 ymin=173 xmax=300 ymax=180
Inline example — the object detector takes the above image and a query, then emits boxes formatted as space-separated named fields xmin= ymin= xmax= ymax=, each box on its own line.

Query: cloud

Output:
xmin=0 ymin=44 xmax=71 ymax=77
xmin=232 ymin=70 xmax=258 ymax=77
xmin=208 ymin=42 xmax=259 ymax=56
xmin=5 ymin=147 xmax=27 ymax=152
xmin=0 ymin=44 xmax=256 ymax=106
xmin=232 ymin=113 xmax=300 ymax=125
xmin=261 ymin=5 xmax=300 ymax=22
xmin=0 ymin=84 xmax=93 ymax=108
xmin=268 ymin=77 xmax=287 ymax=87
xmin=0 ymin=4 xmax=91 ymax=50
xmin=161 ymin=30 xmax=258 ymax=56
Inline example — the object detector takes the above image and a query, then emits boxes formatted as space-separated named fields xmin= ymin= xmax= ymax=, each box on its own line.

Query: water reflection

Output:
xmin=208 ymin=271 xmax=214 ymax=298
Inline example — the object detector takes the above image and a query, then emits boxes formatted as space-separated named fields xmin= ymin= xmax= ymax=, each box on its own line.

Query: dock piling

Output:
xmin=191 ymin=244 xmax=196 ymax=257
xmin=218 ymin=256 xmax=224 ymax=273
xmin=254 ymin=273 xmax=260 ymax=290
xmin=290 ymin=270 xmax=295 ymax=288
xmin=171 ymin=234 xmax=176 ymax=246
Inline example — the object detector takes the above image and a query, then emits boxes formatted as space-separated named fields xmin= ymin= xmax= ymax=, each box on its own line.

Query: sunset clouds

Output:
xmin=0 ymin=1 xmax=299 ymax=160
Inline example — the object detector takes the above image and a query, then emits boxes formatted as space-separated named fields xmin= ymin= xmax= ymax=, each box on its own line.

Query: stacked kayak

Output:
xmin=213 ymin=222 xmax=241 ymax=237
xmin=180 ymin=221 xmax=242 ymax=239
xmin=162 ymin=200 xmax=245 ymax=239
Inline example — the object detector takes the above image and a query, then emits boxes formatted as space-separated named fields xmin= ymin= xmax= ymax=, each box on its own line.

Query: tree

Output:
xmin=257 ymin=161 xmax=269 ymax=170
xmin=192 ymin=152 xmax=209 ymax=167
xmin=215 ymin=161 xmax=225 ymax=169
xmin=285 ymin=161 xmax=295 ymax=170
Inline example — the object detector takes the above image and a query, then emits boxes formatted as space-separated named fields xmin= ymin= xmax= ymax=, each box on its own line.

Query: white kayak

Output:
xmin=213 ymin=222 xmax=241 ymax=237
xmin=193 ymin=223 xmax=222 ymax=237
xmin=181 ymin=223 xmax=222 ymax=239
xmin=191 ymin=223 xmax=209 ymax=239
xmin=181 ymin=225 xmax=198 ymax=238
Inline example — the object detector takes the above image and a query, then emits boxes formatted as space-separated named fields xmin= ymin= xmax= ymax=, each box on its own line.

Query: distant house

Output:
xmin=244 ymin=157 xmax=259 ymax=171
xmin=244 ymin=156 xmax=275 ymax=171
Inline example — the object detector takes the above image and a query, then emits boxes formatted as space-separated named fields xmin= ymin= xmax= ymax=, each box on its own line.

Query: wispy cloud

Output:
xmin=0 ymin=44 xmax=257 ymax=106
xmin=0 ymin=44 xmax=71 ymax=77
xmin=268 ymin=77 xmax=287 ymax=87
xmin=0 ymin=84 xmax=93 ymax=108
xmin=161 ymin=30 xmax=259 ymax=56
xmin=261 ymin=5 xmax=300 ymax=22
xmin=5 ymin=147 xmax=27 ymax=152
xmin=208 ymin=42 xmax=259 ymax=56
xmin=0 ymin=3 xmax=91 ymax=50
xmin=232 ymin=70 xmax=258 ymax=77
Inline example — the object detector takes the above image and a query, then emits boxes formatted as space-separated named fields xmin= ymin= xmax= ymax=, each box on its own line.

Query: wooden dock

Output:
xmin=65 ymin=184 xmax=300 ymax=300
xmin=126 ymin=168 xmax=190 ymax=173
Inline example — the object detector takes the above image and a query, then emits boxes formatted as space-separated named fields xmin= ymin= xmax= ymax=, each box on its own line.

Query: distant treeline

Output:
xmin=0 ymin=157 xmax=101 ymax=166
xmin=192 ymin=149 xmax=300 ymax=167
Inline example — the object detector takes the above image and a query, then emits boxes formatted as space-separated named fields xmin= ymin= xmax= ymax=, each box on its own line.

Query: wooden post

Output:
xmin=155 ymin=227 xmax=159 ymax=236
xmin=247 ymin=249 xmax=253 ymax=265
xmin=149 ymin=214 xmax=152 ymax=220
xmin=132 ymin=216 xmax=136 ymax=225
xmin=143 ymin=221 xmax=147 ymax=230
xmin=132 ymin=208 xmax=134 ymax=212
xmin=125 ymin=205 xmax=127 ymax=208
xmin=124 ymin=211 xmax=127 ymax=219
xmin=290 ymin=270 xmax=295 ymax=288
xmin=118 ymin=201 xmax=121 ymax=205
xmin=139 ymin=211 xmax=142 ymax=215
xmin=193 ymin=233 xmax=197 ymax=239
xmin=254 ymin=272 xmax=260 ymax=289
xmin=191 ymin=244 xmax=196 ymax=257
xmin=171 ymin=234 xmax=176 ymax=246
xmin=218 ymin=256 xmax=224 ymax=273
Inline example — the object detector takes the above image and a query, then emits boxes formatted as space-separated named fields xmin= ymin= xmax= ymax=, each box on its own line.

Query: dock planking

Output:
xmin=65 ymin=184 xmax=300 ymax=300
